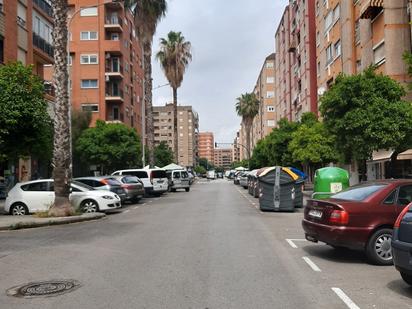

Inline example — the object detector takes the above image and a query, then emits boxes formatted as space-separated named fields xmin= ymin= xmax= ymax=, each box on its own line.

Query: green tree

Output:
xmin=198 ymin=158 xmax=214 ymax=170
xmin=126 ymin=0 xmax=167 ymax=167
xmin=50 ymin=0 xmax=73 ymax=216
xmin=0 ymin=62 xmax=53 ymax=161
xmin=250 ymin=139 xmax=269 ymax=169
xmin=194 ymin=165 xmax=206 ymax=175
xmin=154 ymin=141 xmax=174 ymax=167
xmin=235 ymin=93 xmax=260 ymax=160
xmin=156 ymin=31 xmax=192 ymax=161
xmin=289 ymin=120 xmax=339 ymax=170
xmin=320 ymin=67 xmax=412 ymax=162
xmin=75 ymin=121 xmax=142 ymax=174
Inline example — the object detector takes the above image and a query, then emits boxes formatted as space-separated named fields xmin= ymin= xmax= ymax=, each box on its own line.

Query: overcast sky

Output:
xmin=151 ymin=0 xmax=289 ymax=143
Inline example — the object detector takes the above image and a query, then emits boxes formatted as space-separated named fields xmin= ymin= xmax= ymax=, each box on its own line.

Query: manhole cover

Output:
xmin=7 ymin=280 xmax=81 ymax=298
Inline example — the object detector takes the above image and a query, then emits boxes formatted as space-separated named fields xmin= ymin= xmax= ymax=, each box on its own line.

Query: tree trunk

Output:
xmin=245 ymin=123 xmax=251 ymax=162
xmin=143 ymin=42 xmax=155 ymax=167
xmin=49 ymin=0 xmax=74 ymax=217
xmin=173 ymin=87 xmax=178 ymax=163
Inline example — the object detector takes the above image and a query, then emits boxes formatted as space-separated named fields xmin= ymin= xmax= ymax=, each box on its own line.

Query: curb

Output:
xmin=0 ymin=213 xmax=106 ymax=231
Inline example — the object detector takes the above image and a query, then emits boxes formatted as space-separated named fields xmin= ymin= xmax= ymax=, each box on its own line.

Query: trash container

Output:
xmin=258 ymin=166 xmax=298 ymax=211
xmin=312 ymin=167 xmax=349 ymax=200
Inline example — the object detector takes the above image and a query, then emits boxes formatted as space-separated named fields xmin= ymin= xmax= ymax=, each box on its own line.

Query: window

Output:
xmin=383 ymin=190 xmax=397 ymax=205
xmin=21 ymin=181 xmax=50 ymax=192
xmin=334 ymin=40 xmax=341 ymax=58
xmin=110 ymin=33 xmax=120 ymax=41
xmin=324 ymin=10 xmax=333 ymax=33
xmin=80 ymin=54 xmax=98 ymax=64
xmin=266 ymin=91 xmax=275 ymax=98
xmin=267 ymin=120 xmax=275 ymax=127
xmin=354 ymin=20 xmax=360 ymax=44
xmin=373 ymin=41 xmax=385 ymax=65
xmin=81 ymin=79 xmax=98 ymax=88
xmin=266 ymin=62 xmax=274 ymax=68
xmin=333 ymin=4 xmax=340 ymax=22
xmin=331 ymin=184 xmax=387 ymax=201
xmin=33 ymin=13 xmax=53 ymax=44
xmin=80 ymin=31 xmax=98 ymax=40
xmin=17 ymin=3 xmax=27 ymax=27
xmin=397 ymin=185 xmax=412 ymax=206
xmin=81 ymin=104 xmax=99 ymax=112
xmin=17 ymin=48 xmax=27 ymax=65
xmin=267 ymin=106 xmax=275 ymax=112
xmin=316 ymin=31 xmax=320 ymax=46
xmin=266 ymin=77 xmax=275 ymax=83
xmin=326 ymin=44 xmax=333 ymax=65
xmin=80 ymin=7 xmax=98 ymax=16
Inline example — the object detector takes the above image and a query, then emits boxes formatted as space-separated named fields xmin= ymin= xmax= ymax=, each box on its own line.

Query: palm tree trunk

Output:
xmin=245 ymin=124 xmax=251 ymax=162
xmin=49 ymin=0 xmax=74 ymax=217
xmin=173 ymin=87 xmax=178 ymax=163
xmin=143 ymin=42 xmax=155 ymax=167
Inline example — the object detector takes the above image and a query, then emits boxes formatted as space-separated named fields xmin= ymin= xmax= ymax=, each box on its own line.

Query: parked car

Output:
xmin=111 ymin=169 xmax=168 ymax=196
xmin=166 ymin=170 xmax=190 ymax=192
xmin=302 ymin=180 xmax=412 ymax=265
xmin=392 ymin=202 xmax=412 ymax=285
xmin=5 ymin=180 xmax=121 ymax=215
xmin=74 ymin=176 xmax=127 ymax=201
xmin=207 ymin=170 xmax=216 ymax=180
xmin=239 ymin=172 xmax=249 ymax=189
xmin=111 ymin=175 xmax=145 ymax=203
xmin=233 ymin=171 xmax=241 ymax=185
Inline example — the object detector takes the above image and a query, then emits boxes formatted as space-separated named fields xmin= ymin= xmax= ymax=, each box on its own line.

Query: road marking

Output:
xmin=123 ymin=210 xmax=130 ymax=214
xmin=302 ymin=256 xmax=321 ymax=272
xmin=133 ymin=206 xmax=139 ymax=210
xmin=286 ymin=238 xmax=307 ymax=249
xmin=332 ymin=288 xmax=360 ymax=309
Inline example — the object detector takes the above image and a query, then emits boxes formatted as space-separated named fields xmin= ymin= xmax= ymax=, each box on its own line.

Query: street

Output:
xmin=0 ymin=180 xmax=411 ymax=308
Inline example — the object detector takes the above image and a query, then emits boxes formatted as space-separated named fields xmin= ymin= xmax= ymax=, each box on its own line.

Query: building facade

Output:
xmin=153 ymin=104 xmax=199 ymax=168
xmin=252 ymin=53 xmax=277 ymax=149
xmin=275 ymin=0 xmax=318 ymax=123
xmin=44 ymin=0 xmax=144 ymax=133
xmin=214 ymin=148 xmax=233 ymax=170
xmin=232 ymin=131 xmax=241 ymax=163
xmin=198 ymin=132 xmax=214 ymax=163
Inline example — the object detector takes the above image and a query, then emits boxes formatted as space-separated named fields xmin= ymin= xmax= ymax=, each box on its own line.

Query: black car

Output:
xmin=392 ymin=203 xmax=412 ymax=285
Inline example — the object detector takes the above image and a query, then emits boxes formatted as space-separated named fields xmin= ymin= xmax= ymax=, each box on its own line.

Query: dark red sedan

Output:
xmin=302 ymin=180 xmax=412 ymax=265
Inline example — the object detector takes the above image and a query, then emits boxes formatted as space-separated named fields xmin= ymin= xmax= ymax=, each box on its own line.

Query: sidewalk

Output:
xmin=0 ymin=200 xmax=105 ymax=230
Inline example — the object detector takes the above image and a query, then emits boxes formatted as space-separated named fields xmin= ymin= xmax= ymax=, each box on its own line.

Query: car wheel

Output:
xmin=81 ymin=200 xmax=99 ymax=213
xmin=401 ymin=272 xmax=412 ymax=285
xmin=10 ymin=203 xmax=29 ymax=216
xmin=366 ymin=228 xmax=393 ymax=265
xmin=185 ymin=188 xmax=190 ymax=192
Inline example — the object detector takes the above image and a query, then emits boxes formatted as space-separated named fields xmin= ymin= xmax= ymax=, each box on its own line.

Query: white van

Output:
xmin=166 ymin=170 xmax=190 ymax=192
xmin=112 ymin=169 xmax=168 ymax=196
xmin=207 ymin=170 xmax=216 ymax=180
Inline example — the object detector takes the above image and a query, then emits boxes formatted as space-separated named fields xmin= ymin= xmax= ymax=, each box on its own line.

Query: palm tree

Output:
xmin=49 ymin=0 xmax=74 ymax=216
xmin=235 ymin=93 xmax=260 ymax=161
xmin=156 ymin=31 xmax=192 ymax=161
xmin=125 ymin=0 xmax=167 ymax=167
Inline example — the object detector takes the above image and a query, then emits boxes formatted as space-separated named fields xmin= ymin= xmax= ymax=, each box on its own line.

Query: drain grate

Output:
xmin=7 ymin=280 xmax=81 ymax=298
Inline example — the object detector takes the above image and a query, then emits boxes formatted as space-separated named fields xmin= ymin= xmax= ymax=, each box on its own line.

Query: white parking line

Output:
xmin=332 ymin=288 xmax=360 ymax=309
xmin=302 ymin=256 xmax=321 ymax=272
xmin=285 ymin=238 xmax=307 ymax=249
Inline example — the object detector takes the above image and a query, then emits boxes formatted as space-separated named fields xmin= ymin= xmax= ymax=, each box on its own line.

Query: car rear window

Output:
xmin=123 ymin=176 xmax=140 ymax=184
xmin=125 ymin=171 xmax=148 ymax=178
xmin=331 ymin=184 xmax=387 ymax=201
xmin=103 ymin=178 xmax=122 ymax=186
xmin=72 ymin=181 xmax=94 ymax=191
xmin=152 ymin=170 xmax=166 ymax=178
xmin=182 ymin=172 xmax=188 ymax=178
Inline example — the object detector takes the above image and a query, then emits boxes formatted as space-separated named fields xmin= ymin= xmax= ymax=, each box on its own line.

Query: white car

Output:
xmin=5 ymin=179 xmax=121 ymax=215
xmin=112 ymin=168 xmax=168 ymax=196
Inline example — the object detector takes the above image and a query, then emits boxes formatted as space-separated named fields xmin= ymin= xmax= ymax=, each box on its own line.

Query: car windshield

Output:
xmin=72 ymin=181 xmax=94 ymax=191
xmin=331 ymin=184 xmax=387 ymax=201
xmin=104 ymin=178 xmax=122 ymax=186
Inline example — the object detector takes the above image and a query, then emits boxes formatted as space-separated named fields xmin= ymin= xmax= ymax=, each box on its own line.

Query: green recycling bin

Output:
xmin=313 ymin=167 xmax=349 ymax=200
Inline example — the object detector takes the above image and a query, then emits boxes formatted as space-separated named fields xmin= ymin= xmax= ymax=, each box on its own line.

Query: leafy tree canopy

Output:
xmin=320 ymin=67 xmax=412 ymax=161
xmin=194 ymin=165 xmax=206 ymax=175
xmin=0 ymin=62 xmax=53 ymax=160
xmin=75 ymin=120 xmax=142 ymax=174
xmin=198 ymin=157 xmax=214 ymax=170
xmin=154 ymin=141 xmax=174 ymax=167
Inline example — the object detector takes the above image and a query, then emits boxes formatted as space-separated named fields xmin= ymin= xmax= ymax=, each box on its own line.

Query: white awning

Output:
xmin=368 ymin=149 xmax=394 ymax=163
xmin=398 ymin=149 xmax=412 ymax=161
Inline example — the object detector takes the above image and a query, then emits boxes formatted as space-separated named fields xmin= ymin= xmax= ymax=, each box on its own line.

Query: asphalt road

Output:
xmin=0 ymin=179 xmax=412 ymax=308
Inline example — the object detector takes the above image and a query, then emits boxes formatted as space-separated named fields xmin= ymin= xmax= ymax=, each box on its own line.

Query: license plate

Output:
xmin=309 ymin=209 xmax=323 ymax=219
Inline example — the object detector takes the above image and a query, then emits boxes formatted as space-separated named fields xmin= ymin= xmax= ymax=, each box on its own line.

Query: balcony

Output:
xmin=105 ymin=60 xmax=123 ymax=78
xmin=105 ymin=15 xmax=123 ymax=31
xmin=33 ymin=33 xmax=54 ymax=58
xmin=105 ymin=85 xmax=124 ymax=102
xmin=33 ymin=0 xmax=53 ymax=18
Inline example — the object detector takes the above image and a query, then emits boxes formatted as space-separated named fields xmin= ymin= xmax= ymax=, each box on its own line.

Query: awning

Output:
xmin=360 ymin=0 xmax=383 ymax=19
xmin=398 ymin=149 xmax=412 ymax=160
xmin=368 ymin=149 xmax=394 ymax=163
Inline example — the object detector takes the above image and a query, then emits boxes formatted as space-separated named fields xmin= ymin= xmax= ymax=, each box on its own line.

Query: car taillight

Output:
xmin=329 ymin=210 xmax=349 ymax=225
xmin=394 ymin=204 xmax=412 ymax=228
xmin=122 ymin=184 xmax=133 ymax=189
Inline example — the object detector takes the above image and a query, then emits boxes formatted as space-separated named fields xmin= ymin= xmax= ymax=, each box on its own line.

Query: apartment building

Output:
xmin=198 ymin=132 xmax=214 ymax=163
xmin=214 ymin=148 xmax=233 ymax=169
xmin=153 ymin=104 xmax=199 ymax=168
xmin=252 ymin=53 xmax=277 ymax=149
xmin=44 ymin=0 xmax=144 ymax=133
xmin=232 ymin=131 xmax=241 ymax=163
